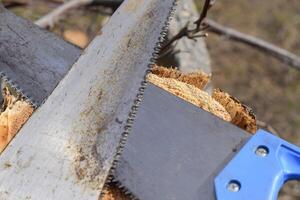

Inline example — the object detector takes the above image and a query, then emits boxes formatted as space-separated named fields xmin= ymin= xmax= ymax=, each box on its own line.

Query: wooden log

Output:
xmin=168 ymin=0 xmax=211 ymax=74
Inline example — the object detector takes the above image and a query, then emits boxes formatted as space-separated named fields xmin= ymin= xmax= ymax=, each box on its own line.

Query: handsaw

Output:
xmin=0 ymin=0 xmax=177 ymax=199
xmin=1 ymin=3 xmax=298 ymax=200
xmin=112 ymin=83 xmax=300 ymax=200
xmin=0 ymin=4 xmax=81 ymax=106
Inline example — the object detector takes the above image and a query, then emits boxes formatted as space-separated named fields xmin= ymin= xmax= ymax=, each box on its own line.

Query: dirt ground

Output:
xmin=6 ymin=0 xmax=300 ymax=199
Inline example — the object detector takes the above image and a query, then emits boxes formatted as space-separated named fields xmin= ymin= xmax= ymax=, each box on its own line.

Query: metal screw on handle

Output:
xmin=227 ymin=180 xmax=241 ymax=192
xmin=255 ymin=146 xmax=269 ymax=157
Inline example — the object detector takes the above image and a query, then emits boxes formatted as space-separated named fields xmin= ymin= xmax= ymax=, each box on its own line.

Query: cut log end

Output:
xmin=147 ymin=73 xmax=232 ymax=122
xmin=151 ymin=65 xmax=211 ymax=90
xmin=148 ymin=65 xmax=257 ymax=134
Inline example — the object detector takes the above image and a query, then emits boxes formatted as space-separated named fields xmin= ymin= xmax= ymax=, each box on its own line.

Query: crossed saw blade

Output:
xmin=112 ymin=83 xmax=300 ymax=199
xmin=109 ymin=83 xmax=250 ymax=199
xmin=0 ymin=5 xmax=81 ymax=107
xmin=0 ymin=0 xmax=177 ymax=199
xmin=1 ymin=3 xmax=297 ymax=200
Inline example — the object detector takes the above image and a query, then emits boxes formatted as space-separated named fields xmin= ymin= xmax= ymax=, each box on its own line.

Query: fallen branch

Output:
xmin=35 ymin=0 xmax=93 ymax=29
xmin=35 ymin=0 xmax=122 ymax=29
xmin=35 ymin=0 xmax=300 ymax=70
xmin=160 ymin=0 xmax=300 ymax=70
xmin=3 ymin=0 xmax=27 ymax=8
xmin=90 ymin=0 xmax=122 ymax=8
xmin=205 ymin=18 xmax=300 ymax=70
xmin=160 ymin=0 xmax=212 ymax=53
xmin=194 ymin=0 xmax=215 ymax=29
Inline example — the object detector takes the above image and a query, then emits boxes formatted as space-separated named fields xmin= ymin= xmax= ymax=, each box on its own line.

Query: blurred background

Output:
xmin=2 ymin=0 xmax=300 ymax=199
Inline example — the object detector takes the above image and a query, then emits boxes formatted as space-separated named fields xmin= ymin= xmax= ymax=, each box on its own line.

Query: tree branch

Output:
xmin=35 ymin=0 xmax=300 ymax=70
xmin=160 ymin=0 xmax=212 ymax=52
xmin=35 ymin=0 xmax=123 ymax=29
xmin=2 ymin=0 xmax=27 ymax=9
xmin=204 ymin=18 xmax=300 ymax=70
xmin=194 ymin=0 xmax=214 ymax=29
xmin=35 ymin=0 xmax=93 ymax=29
xmin=161 ymin=0 xmax=300 ymax=70
xmin=90 ymin=0 xmax=122 ymax=8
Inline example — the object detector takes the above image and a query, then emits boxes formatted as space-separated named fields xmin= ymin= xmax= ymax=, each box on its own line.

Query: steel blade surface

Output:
xmin=113 ymin=83 xmax=251 ymax=200
xmin=0 ymin=0 xmax=176 ymax=199
xmin=0 ymin=6 xmax=81 ymax=106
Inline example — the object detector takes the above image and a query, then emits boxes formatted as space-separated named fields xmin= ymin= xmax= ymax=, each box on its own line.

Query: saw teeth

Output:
xmin=101 ymin=1 xmax=178 ymax=199
xmin=112 ymin=179 xmax=140 ymax=200
xmin=0 ymin=72 xmax=38 ymax=108
xmin=128 ymin=112 xmax=136 ymax=118
xmin=136 ymin=93 xmax=143 ymax=99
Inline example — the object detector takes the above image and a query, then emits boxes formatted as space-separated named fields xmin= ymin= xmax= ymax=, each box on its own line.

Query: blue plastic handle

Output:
xmin=215 ymin=129 xmax=300 ymax=200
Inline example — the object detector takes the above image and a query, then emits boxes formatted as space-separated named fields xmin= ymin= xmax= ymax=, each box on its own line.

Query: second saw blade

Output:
xmin=113 ymin=83 xmax=251 ymax=200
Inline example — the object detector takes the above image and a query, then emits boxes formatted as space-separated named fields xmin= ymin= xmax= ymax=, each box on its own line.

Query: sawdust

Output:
xmin=147 ymin=73 xmax=232 ymax=122
xmin=0 ymin=87 xmax=34 ymax=153
xmin=212 ymin=89 xmax=257 ymax=134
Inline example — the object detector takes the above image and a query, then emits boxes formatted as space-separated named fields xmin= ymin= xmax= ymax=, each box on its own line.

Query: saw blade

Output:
xmin=0 ymin=6 xmax=81 ymax=106
xmin=112 ymin=83 xmax=251 ymax=200
xmin=101 ymin=0 xmax=178 ymax=197
xmin=0 ymin=1 xmax=177 ymax=199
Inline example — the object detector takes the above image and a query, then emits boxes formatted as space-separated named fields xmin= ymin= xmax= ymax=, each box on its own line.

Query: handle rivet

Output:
xmin=227 ymin=180 xmax=241 ymax=192
xmin=255 ymin=146 xmax=269 ymax=157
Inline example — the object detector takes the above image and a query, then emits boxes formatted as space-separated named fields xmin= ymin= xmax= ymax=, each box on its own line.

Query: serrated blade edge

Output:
xmin=0 ymin=7 xmax=81 ymax=107
xmin=0 ymin=1 xmax=178 ymax=199
xmin=102 ymin=0 xmax=178 ymax=199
